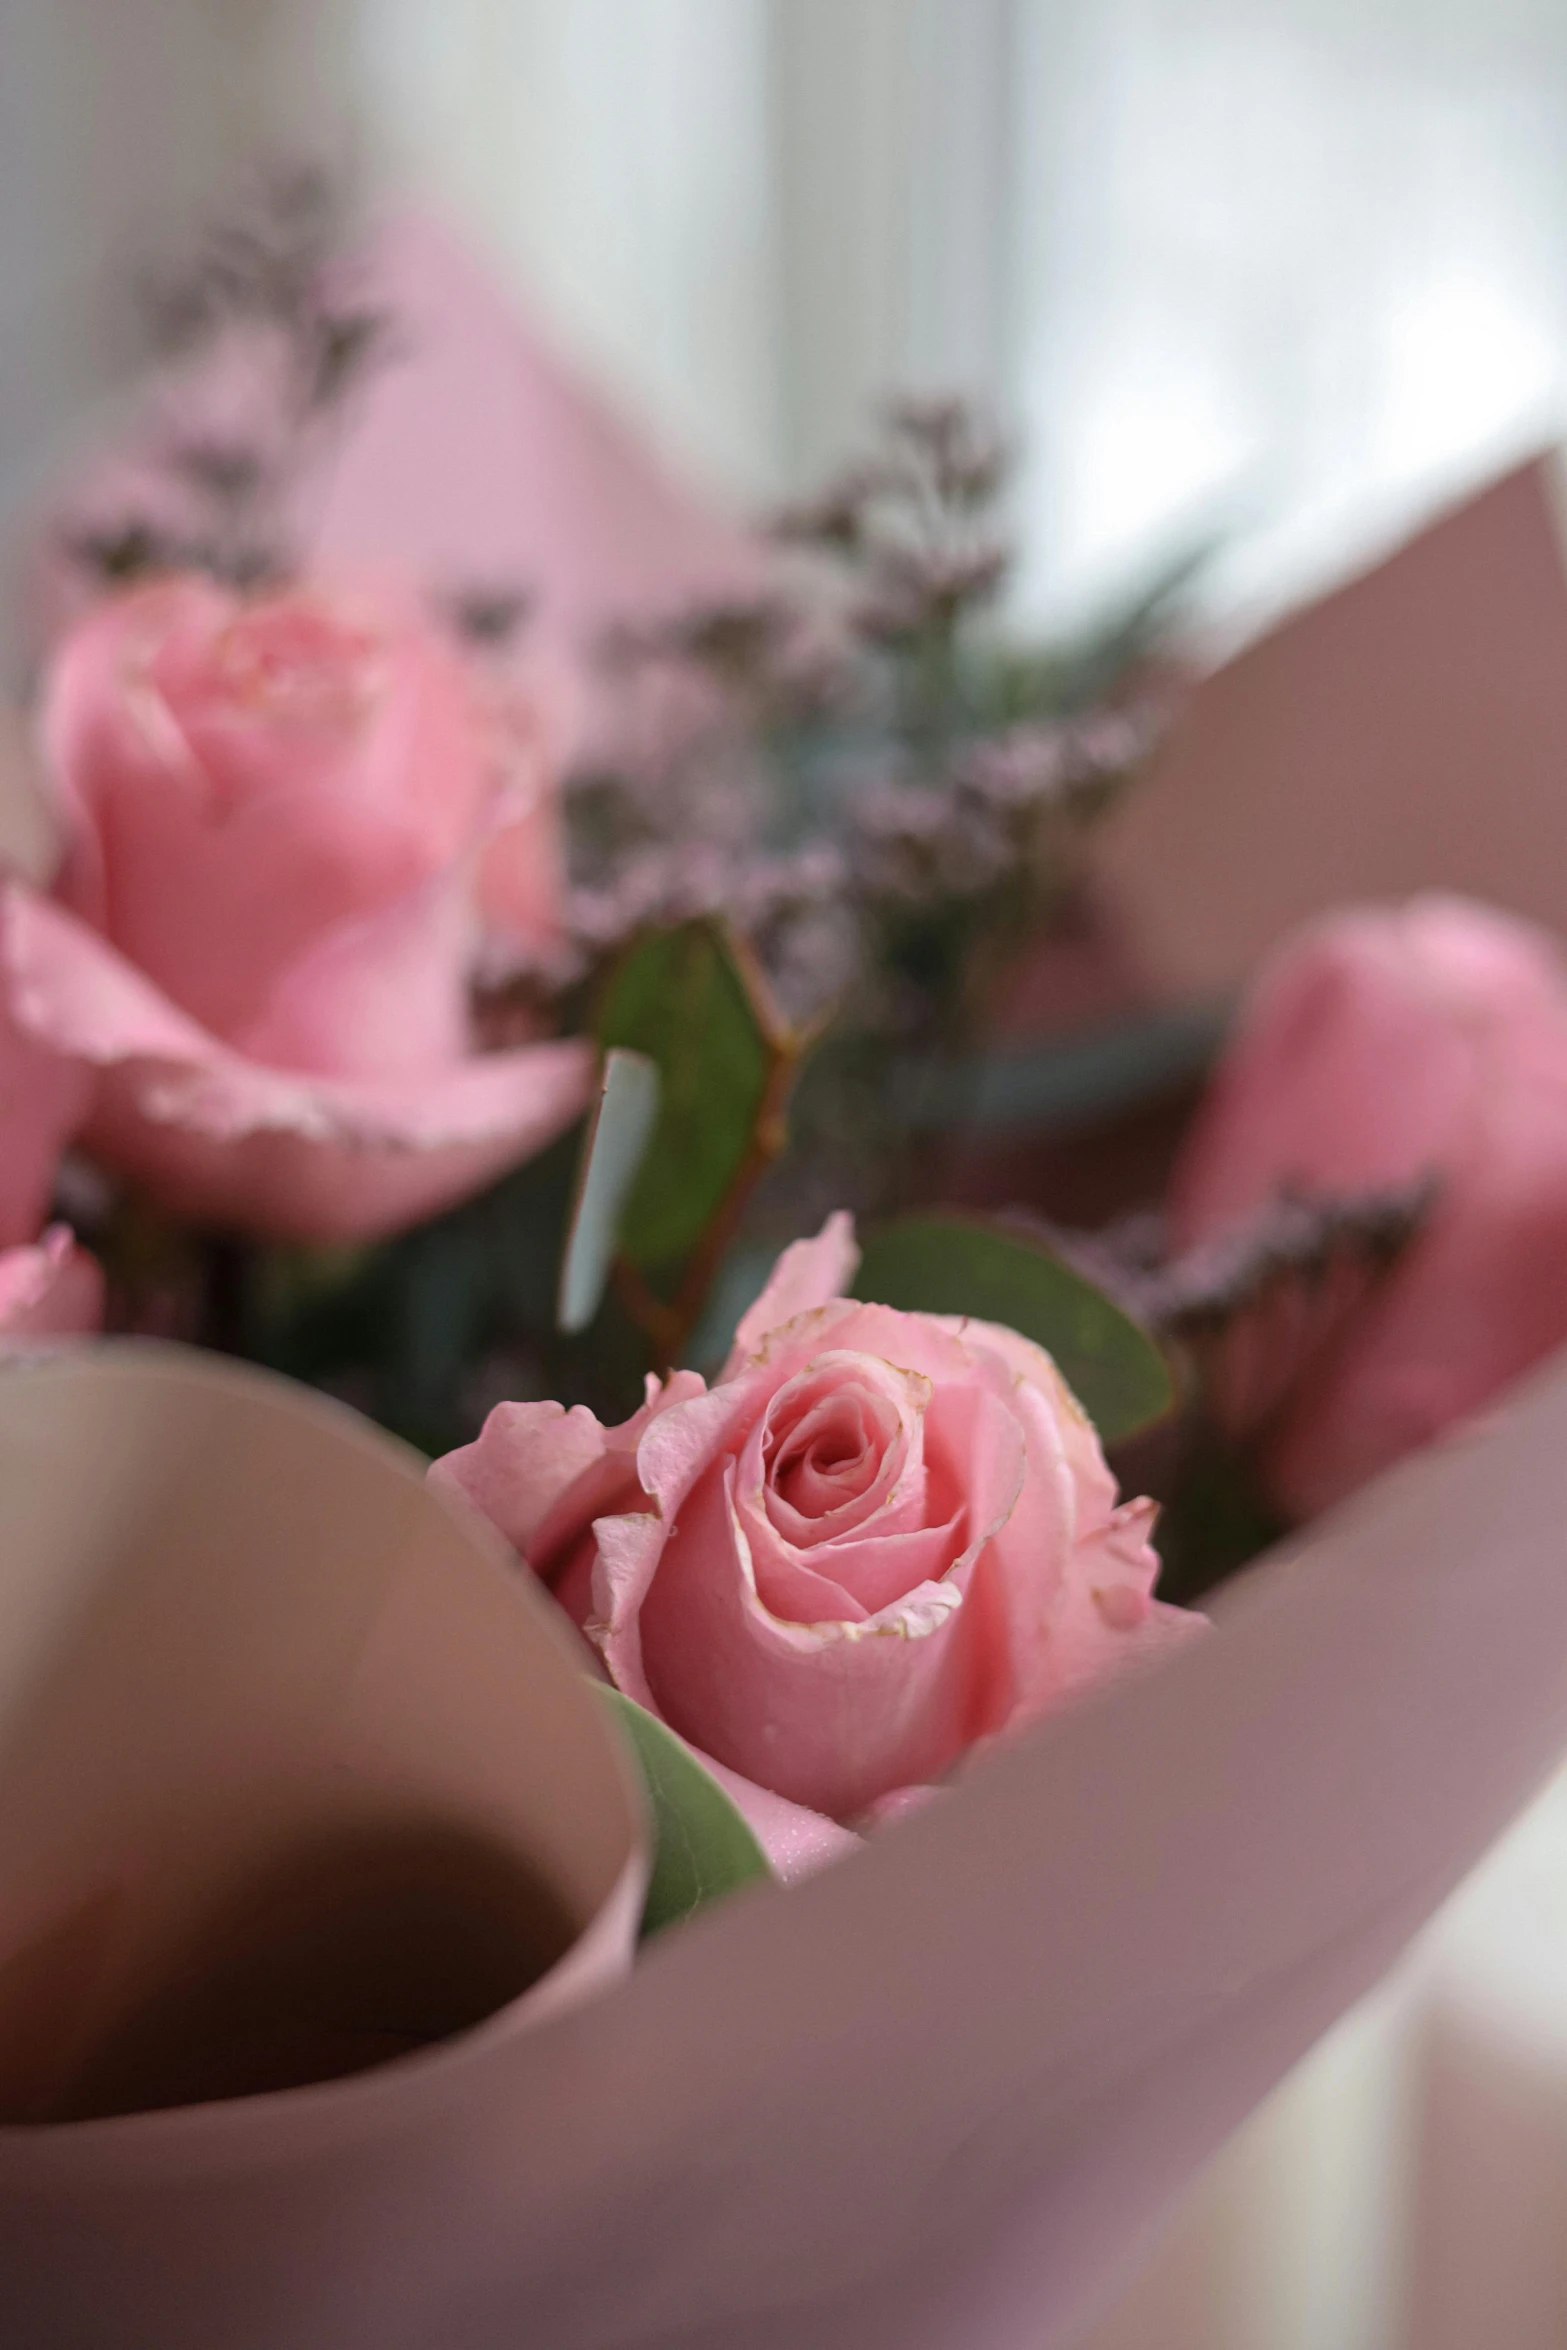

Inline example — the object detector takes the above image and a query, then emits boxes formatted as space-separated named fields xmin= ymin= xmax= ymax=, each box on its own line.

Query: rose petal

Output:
xmin=1048 ymin=1499 xmax=1209 ymax=1696
xmin=587 ymin=1509 xmax=669 ymax=1711
xmin=0 ymin=984 xmax=91 ymax=1249
xmin=733 ymin=1297 xmax=985 ymax=1402
xmin=429 ymin=1399 xmax=611 ymax=1559
xmin=231 ymin=871 xmax=476 ymax=1081
xmin=432 ymin=1369 xmax=710 ymax=1624
xmin=941 ymin=1315 xmax=1120 ymax=1535
xmin=3 ymin=885 xmax=592 ymax=1242
xmin=724 ymin=1209 xmax=860 ymax=1370
xmin=766 ymin=1381 xmax=900 ymax=1525
xmin=750 ymin=1354 xmax=930 ymax=1544
xmin=473 ymin=657 xmax=578 ymax=970
xmin=1172 ymin=896 xmax=1563 ymax=1237
xmin=697 ymin=1752 xmax=861 ymax=1884
xmin=747 ymin=1502 xmax=964 ymax=1626
xmin=982 ymin=1488 xmax=1204 ymax=1739
xmin=1172 ymin=896 xmax=1567 ymax=1513
xmin=0 ymin=1226 xmax=104 ymax=1341
xmin=87 ymin=1050 xmax=593 ymax=1243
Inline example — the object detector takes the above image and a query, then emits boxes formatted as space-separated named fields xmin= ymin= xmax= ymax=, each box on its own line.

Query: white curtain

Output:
xmin=1010 ymin=0 xmax=1567 ymax=634
xmin=352 ymin=0 xmax=783 ymax=500
xmin=352 ymin=0 xmax=1567 ymax=635
xmin=8 ymin=0 xmax=1567 ymax=636
xmin=352 ymin=0 xmax=1019 ymax=505
xmin=0 ymin=0 xmax=354 ymax=569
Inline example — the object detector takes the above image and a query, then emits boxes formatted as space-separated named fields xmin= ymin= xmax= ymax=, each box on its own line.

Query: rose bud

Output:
xmin=1172 ymin=895 xmax=1567 ymax=1518
xmin=431 ymin=1214 xmax=1200 ymax=1877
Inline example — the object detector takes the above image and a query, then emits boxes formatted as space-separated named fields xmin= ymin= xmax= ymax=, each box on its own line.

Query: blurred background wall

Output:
xmin=8 ymin=0 xmax=1567 ymax=640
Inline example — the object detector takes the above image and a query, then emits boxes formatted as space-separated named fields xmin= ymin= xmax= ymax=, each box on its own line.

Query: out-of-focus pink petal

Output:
xmin=89 ymin=1040 xmax=593 ymax=1245
xmin=1171 ymin=899 xmax=1496 ymax=1237
xmin=232 ymin=875 xmax=475 ymax=1081
xmin=725 ymin=1210 xmax=860 ymax=1371
xmin=3 ymin=885 xmax=591 ymax=1242
xmin=42 ymin=579 xmax=495 ymax=1044
xmin=477 ymin=789 xmax=565 ymax=972
xmin=0 ymin=1226 xmax=103 ymax=1340
xmin=0 ymin=985 xmax=91 ymax=1248
xmin=473 ymin=656 xmax=577 ymax=970
xmin=1266 ymin=1016 xmax=1567 ymax=1513
xmin=1173 ymin=895 xmax=1567 ymax=1514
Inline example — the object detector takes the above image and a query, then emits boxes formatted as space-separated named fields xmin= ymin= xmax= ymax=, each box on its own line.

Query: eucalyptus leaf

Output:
xmin=852 ymin=1213 xmax=1173 ymax=1444
xmin=594 ymin=923 xmax=788 ymax=1275
xmin=557 ymin=1049 xmax=662 ymax=1334
xmin=598 ymin=1686 xmax=772 ymax=1939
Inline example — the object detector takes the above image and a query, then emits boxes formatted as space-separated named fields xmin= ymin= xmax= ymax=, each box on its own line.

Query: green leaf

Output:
xmin=852 ymin=1212 xmax=1173 ymax=1444
xmin=557 ymin=1049 xmax=662 ymax=1334
xmin=598 ymin=1686 xmax=772 ymax=1938
xmin=594 ymin=922 xmax=788 ymax=1274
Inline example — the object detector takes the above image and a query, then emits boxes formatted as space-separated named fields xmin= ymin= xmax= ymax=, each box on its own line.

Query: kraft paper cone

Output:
xmin=8 ymin=1348 xmax=1567 ymax=2347
xmin=0 ymin=1344 xmax=645 ymax=2141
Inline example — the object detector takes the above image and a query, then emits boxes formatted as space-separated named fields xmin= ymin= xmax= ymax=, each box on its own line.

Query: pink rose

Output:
xmin=5 ymin=575 xmax=590 ymax=1240
xmin=1172 ymin=895 xmax=1567 ymax=1517
xmin=431 ymin=1213 xmax=1199 ymax=1876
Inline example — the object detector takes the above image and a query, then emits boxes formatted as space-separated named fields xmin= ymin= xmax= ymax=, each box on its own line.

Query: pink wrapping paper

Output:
xmin=1095 ymin=453 xmax=1567 ymax=1002
xmin=6 ymin=1344 xmax=1567 ymax=2343
xmin=27 ymin=207 xmax=763 ymax=680
xmin=308 ymin=209 xmax=763 ymax=650
xmin=0 ymin=1346 xmax=646 ymax=2292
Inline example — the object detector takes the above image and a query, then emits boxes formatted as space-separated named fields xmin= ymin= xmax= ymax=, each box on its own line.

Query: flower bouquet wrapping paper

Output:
xmin=0 ymin=1344 xmax=647 ymax=2332
xmin=6 ymin=1341 xmax=1567 ymax=2346
xmin=24 ymin=204 xmax=761 ymax=680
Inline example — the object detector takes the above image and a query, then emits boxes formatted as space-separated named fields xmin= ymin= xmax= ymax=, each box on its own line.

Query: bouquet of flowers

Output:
xmin=5 ymin=174 xmax=1567 ymax=2348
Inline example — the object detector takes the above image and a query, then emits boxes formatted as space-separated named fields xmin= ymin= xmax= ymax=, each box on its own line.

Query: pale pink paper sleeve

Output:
xmin=8 ymin=1347 xmax=1567 ymax=2345
xmin=0 ymin=1348 xmax=645 ymax=2150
